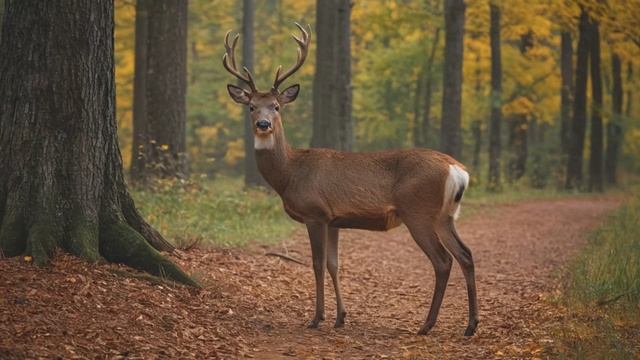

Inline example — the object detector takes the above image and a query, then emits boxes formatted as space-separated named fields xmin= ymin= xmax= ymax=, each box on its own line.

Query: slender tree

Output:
xmin=566 ymin=9 xmax=590 ymax=189
xmin=131 ymin=0 xmax=188 ymax=181
xmin=131 ymin=0 xmax=149 ymax=181
xmin=625 ymin=62 xmax=633 ymax=119
xmin=560 ymin=31 xmax=573 ymax=155
xmin=487 ymin=2 xmax=502 ymax=190
xmin=421 ymin=28 xmax=441 ymax=147
xmin=605 ymin=52 xmax=623 ymax=185
xmin=0 ymin=0 xmax=194 ymax=284
xmin=241 ymin=0 xmax=264 ymax=186
xmin=440 ymin=0 xmax=465 ymax=159
xmin=311 ymin=0 xmax=353 ymax=151
xmin=588 ymin=19 xmax=603 ymax=192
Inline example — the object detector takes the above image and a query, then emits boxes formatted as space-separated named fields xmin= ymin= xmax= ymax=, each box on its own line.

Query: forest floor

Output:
xmin=0 ymin=196 xmax=621 ymax=359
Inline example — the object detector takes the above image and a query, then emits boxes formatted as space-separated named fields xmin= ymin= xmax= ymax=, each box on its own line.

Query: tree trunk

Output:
xmin=421 ymin=28 xmax=441 ymax=148
xmin=0 ymin=0 xmax=195 ymax=285
xmin=241 ymin=0 xmax=264 ymax=187
xmin=507 ymin=114 xmax=528 ymax=182
xmin=413 ymin=71 xmax=424 ymax=147
xmin=130 ymin=0 xmax=149 ymax=182
xmin=560 ymin=31 xmax=573 ymax=156
xmin=625 ymin=62 xmax=633 ymax=118
xmin=311 ymin=0 xmax=353 ymax=151
xmin=487 ymin=2 xmax=502 ymax=190
xmin=588 ymin=20 xmax=603 ymax=192
xmin=471 ymin=53 xmax=482 ymax=170
xmin=440 ymin=0 xmax=465 ymax=159
xmin=566 ymin=9 xmax=590 ymax=190
xmin=605 ymin=53 xmax=623 ymax=185
xmin=133 ymin=0 xmax=188 ymax=181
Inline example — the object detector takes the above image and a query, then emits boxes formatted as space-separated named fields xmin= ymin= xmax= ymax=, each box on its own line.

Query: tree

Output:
xmin=130 ymin=0 xmax=149 ymax=181
xmin=440 ymin=0 xmax=465 ymax=159
xmin=311 ymin=0 xmax=353 ymax=151
xmin=487 ymin=2 xmax=502 ymax=190
xmin=131 ymin=0 xmax=188 ymax=181
xmin=560 ymin=31 xmax=573 ymax=156
xmin=421 ymin=28 xmax=441 ymax=148
xmin=605 ymin=53 xmax=623 ymax=185
xmin=0 ymin=0 xmax=194 ymax=285
xmin=566 ymin=9 xmax=590 ymax=189
xmin=588 ymin=19 xmax=603 ymax=192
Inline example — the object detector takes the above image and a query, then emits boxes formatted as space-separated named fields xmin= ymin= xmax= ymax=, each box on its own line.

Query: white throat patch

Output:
xmin=254 ymin=134 xmax=275 ymax=150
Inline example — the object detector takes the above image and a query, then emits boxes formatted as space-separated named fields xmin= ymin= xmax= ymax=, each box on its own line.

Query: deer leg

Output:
xmin=306 ymin=222 xmax=327 ymax=328
xmin=438 ymin=216 xmax=479 ymax=336
xmin=404 ymin=218 xmax=453 ymax=335
xmin=327 ymin=226 xmax=346 ymax=327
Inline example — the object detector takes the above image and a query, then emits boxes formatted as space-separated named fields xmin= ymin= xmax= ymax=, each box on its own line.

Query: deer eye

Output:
xmin=249 ymin=105 xmax=255 ymax=112
xmin=274 ymin=104 xmax=280 ymax=112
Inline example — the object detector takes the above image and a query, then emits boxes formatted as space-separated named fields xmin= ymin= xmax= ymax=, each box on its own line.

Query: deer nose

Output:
xmin=256 ymin=119 xmax=271 ymax=130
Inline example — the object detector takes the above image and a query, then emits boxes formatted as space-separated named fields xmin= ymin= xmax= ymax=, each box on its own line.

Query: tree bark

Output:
xmin=626 ymin=62 xmax=633 ymax=119
xmin=241 ymin=0 xmax=264 ymax=187
xmin=132 ymin=0 xmax=189 ymax=181
xmin=588 ymin=20 xmax=603 ymax=192
xmin=130 ymin=0 xmax=149 ymax=182
xmin=605 ymin=53 xmax=623 ymax=185
xmin=566 ymin=9 xmax=590 ymax=190
xmin=560 ymin=31 xmax=573 ymax=156
xmin=311 ymin=0 xmax=353 ymax=151
xmin=413 ymin=70 xmax=424 ymax=147
xmin=0 ymin=0 xmax=194 ymax=285
xmin=421 ymin=28 xmax=441 ymax=148
xmin=440 ymin=0 xmax=465 ymax=159
xmin=487 ymin=2 xmax=502 ymax=190
xmin=507 ymin=114 xmax=528 ymax=182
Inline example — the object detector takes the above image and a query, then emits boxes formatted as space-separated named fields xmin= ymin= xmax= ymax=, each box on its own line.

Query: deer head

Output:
xmin=224 ymin=23 xmax=311 ymax=149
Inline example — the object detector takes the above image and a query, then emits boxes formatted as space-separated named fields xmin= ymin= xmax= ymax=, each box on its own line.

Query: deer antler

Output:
xmin=222 ymin=31 xmax=257 ymax=92
xmin=271 ymin=23 xmax=311 ymax=93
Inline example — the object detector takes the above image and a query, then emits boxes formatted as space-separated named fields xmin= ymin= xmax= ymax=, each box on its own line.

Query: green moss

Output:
xmin=65 ymin=211 xmax=100 ymax=262
xmin=27 ymin=212 xmax=62 ymax=266
xmin=99 ymin=218 xmax=198 ymax=287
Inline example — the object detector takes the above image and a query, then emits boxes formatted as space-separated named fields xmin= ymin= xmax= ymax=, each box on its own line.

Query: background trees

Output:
xmin=107 ymin=0 xmax=640 ymax=190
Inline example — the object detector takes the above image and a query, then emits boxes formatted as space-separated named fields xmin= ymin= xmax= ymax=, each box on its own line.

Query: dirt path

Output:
xmin=0 ymin=197 xmax=619 ymax=359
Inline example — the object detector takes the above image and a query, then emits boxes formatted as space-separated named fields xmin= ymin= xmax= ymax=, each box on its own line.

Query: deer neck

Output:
xmin=255 ymin=129 xmax=292 ymax=194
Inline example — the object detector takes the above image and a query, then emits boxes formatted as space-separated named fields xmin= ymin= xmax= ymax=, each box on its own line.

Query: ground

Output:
xmin=0 ymin=197 xmax=620 ymax=359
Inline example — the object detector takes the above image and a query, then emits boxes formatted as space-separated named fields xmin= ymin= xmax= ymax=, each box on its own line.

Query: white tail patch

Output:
xmin=443 ymin=164 xmax=469 ymax=220
xmin=254 ymin=134 xmax=275 ymax=150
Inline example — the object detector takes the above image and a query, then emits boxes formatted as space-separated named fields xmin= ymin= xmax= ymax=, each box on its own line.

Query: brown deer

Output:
xmin=223 ymin=24 xmax=478 ymax=336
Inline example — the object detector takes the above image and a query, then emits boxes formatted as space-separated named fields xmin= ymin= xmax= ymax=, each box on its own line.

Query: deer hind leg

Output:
xmin=403 ymin=216 xmax=453 ymax=335
xmin=437 ymin=216 xmax=479 ymax=336
xmin=306 ymin=222 xmax=327 ymax=328
xmin=327 ymin=226 xmax=347 ymax=327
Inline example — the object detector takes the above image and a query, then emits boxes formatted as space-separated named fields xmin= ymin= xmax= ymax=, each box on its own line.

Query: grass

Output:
xmin=131 ymin=176 xmax=297 ymax=247
xmin=552 ymin=189 xmax=640 ymax=358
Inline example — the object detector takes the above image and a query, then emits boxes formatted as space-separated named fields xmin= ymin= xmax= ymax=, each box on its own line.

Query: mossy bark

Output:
xmin=0 ymin=0 xmax=196 ymax=286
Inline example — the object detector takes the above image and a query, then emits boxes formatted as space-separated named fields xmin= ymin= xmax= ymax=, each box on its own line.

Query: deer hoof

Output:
xmin=334 ymin=311 xmax=347 ymax=328
xmin=463 ymin=319 xmax=478 ymax=336
xmin=307 ymin=318 xmax=322 ymax=328
xmin=417 ymin=324 xmax=433 ymax=336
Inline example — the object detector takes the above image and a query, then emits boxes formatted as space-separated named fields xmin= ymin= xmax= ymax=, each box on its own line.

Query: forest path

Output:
xmin=0 ymin=196 xmax=620 ymax=359
xmin=205 ymin=196 xmax=619 ymax=359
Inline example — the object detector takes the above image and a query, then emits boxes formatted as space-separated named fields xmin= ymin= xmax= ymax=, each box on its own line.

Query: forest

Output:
xmin=1 ymin=0 xmax=640 ymax=358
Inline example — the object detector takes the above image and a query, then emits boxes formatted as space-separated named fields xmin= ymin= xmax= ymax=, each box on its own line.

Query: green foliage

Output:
xmin=131 ymin=177 xmax=297 ymax=247
xmin=553 ymin=189 xmax=640 ymax=358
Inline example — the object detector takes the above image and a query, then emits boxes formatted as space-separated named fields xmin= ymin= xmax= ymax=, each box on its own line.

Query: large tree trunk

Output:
xmin=507 ymin=114 xmax=528 ymax=182
xmin=487 ymin=2 xmax=502 ymax=190
xmin=241 ymin=0 xmax=264 ymax=187
xmin=130 ymin=0 xmax=149 ymax=182
xmin=566 ymin=9 xmax=590 ymax=190
xmin=588 ymin=20 xmax=603 ymax=192
xmin=560 ymin=31 xmax=573 ymax=156
xmin=413 ymin=70 xmax=424 ymax=147
xmin=421 ymin=28 xmax=441 ymax=148
xmin=131 ymin=0 xmax=188 ymax=181
xmin=0 ymin=0 xmax=194 ymax=285
xmin=440 ymin=0 xmax=465 ymax=159
xmin=605 ymin=52 xmax=623 ymax=185
xmin=311 ymin=0 xmax=353 ymax=151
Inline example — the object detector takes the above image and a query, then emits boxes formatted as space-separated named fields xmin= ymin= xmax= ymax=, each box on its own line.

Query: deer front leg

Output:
xmin=327 ymin=226 xmax=346 ymax=327
xmin=306 ymin=222 xmax=327 ymax=328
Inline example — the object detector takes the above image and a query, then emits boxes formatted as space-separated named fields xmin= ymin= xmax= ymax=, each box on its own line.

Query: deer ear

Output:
xmin=227 ymin=84 xmax=251 ymax=105
xmin=278 ymin=84 xmax=300 ymax=105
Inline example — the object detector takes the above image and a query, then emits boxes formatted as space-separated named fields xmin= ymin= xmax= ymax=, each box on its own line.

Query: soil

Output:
xmin=0 ymin=197 xmax=620 ymax=359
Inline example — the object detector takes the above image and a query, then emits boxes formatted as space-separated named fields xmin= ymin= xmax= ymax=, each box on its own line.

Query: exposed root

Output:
xmin=99 ymin=219 xmax=199 ymax=287
xmin=0 ymin=210 xmax=26 ymax=257
xmin=265 ymin=252 xmax=306 ymax=266
xmin=65 ymin=211 xmax=100 ymax=262
xmin=121 ymin=190 xmax=175 ymax=252
xmin=25 ymin=212 xmax=62 ymax=266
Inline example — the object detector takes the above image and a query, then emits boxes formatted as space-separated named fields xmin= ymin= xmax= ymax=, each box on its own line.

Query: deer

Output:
xmin=223 ymin=23 xmax=478 ymax=337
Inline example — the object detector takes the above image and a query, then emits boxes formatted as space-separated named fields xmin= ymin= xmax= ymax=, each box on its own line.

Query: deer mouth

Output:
xmin=255 ymin=127 xmax=273 ymax=135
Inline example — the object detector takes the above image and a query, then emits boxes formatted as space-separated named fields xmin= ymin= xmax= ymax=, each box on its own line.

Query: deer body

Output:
xmin=223 ymin=24 xmax=478 ymax=336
